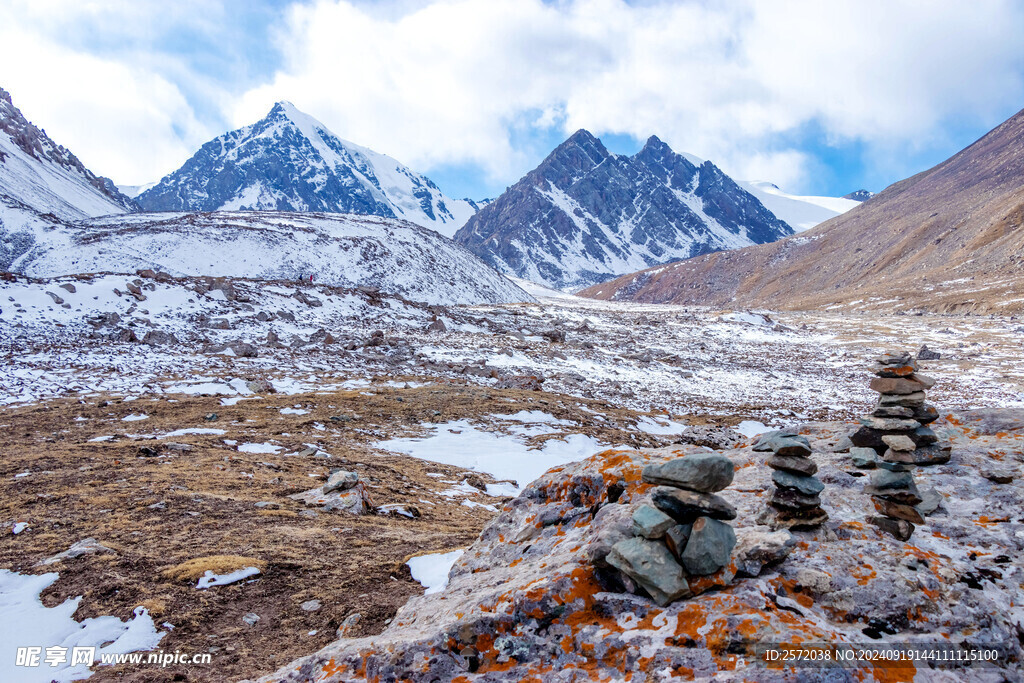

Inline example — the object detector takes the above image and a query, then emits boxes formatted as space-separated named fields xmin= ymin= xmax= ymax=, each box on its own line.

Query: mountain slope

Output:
xmin=137 ymin=102 xmax=476 ymax=236
xmin=580 ymin=107 xmax=1024 ymax=314
xmin=11 ymin=211 xmax=531 ymax=306
xmin=0 ymin=87 xmax=136 ymax=220
xmin=453 ymin=131 xmax=793 ymax=290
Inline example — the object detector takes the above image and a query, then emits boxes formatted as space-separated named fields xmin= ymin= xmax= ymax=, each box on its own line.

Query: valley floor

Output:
xmin=1 ymin=273 xmax=1023 ymax=680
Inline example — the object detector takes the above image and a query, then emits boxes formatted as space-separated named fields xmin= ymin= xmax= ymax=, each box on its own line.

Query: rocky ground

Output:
xmin=257 ymin=409 xmax=1024 ymax=682
xmin=2 ymin=272 xmax=1024 ymax=681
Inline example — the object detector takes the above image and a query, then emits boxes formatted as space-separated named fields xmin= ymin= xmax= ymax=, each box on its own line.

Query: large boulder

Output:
xmin=255 ymin=421 xmax=1024 ymax=682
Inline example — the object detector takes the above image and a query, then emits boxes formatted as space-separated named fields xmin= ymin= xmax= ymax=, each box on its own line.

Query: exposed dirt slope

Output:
xmin=580 ymin=107 xmax=1024 ymax=314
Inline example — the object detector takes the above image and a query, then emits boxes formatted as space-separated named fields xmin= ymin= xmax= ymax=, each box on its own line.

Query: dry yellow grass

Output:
xmin=160 ymin=555 xmax=268 ymax=583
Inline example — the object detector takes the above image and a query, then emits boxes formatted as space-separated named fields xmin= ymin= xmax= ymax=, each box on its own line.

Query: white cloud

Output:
xmin=2 ymin=0 xmax=1023 ymax=192
xmin=0 ymin=2 xmax=217 ymax=184
xmin=233 ymin=0 xmax=1024 ymax=191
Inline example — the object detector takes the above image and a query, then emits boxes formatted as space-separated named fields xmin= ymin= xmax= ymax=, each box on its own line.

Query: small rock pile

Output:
xmin=851 ymin=351 xmax=952 ymax=540
xmin=755 ymin=430 xmax=828 ymax=529
xmin=605 ymin=453 xmax=737 ymax=606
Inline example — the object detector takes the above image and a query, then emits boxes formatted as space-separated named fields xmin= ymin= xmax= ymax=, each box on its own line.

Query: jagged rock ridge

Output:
xmin=453 ymin=130 xmax=793 ymax=290
xmin=137 ymin=102 xmax=477 ymax=237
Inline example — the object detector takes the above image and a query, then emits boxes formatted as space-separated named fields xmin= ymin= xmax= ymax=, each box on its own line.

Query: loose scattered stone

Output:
xmin=34 ymin=538 xmax=115 ymax=566
xmin=868 ymin=515 xmax=914 ymax=541
xmin=733 ymin=529 xmax=796 ymax=578
xmin=323 ymin=470 xmax=359 ymax=494
xmin=982 ymin=467 xmax=1015 ymax=484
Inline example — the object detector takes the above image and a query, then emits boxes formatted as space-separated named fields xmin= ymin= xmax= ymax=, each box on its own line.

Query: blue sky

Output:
xmin=2 ymin=0 xmax=1023 ymax=202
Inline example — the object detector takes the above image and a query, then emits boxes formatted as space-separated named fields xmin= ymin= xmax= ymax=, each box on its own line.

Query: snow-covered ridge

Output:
xmin=137 ymin=101 xmax=477 ymax=237
xmin=8 ymin=210 xmax=533 ymax=306
xmin=0 ymin=87 xmax=135 ymax=221
xmin=738 ymin=180 xmax=860 ymax=232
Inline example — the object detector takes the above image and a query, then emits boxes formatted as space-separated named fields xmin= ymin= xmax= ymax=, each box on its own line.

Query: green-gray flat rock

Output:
xmin=680 ymin=517 xmax=736 ymax=576
xmin=606 ymin=537 xmax=690 ymax=606
xmin=771 ymin=469 xmax=824 ymax=496
xmin=631 ymin=504 xmax=675 ymax=539
xmin=641 ymin=452 xmax=735 ymax=493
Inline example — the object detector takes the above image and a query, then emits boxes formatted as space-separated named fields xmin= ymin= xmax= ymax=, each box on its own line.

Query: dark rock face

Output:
xmin=136 ymin=102 xmax=470 ymax=233
xmin=842 ymin=189 xmax=875 ymax=201
xmin=453 ymin=131 xmax=793 ymax=290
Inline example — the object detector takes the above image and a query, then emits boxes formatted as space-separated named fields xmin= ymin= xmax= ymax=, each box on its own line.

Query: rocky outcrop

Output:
xmin=256 ymin=414 xmax=1024 ymax=680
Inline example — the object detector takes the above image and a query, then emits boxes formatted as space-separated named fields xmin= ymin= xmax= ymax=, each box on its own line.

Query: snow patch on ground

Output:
xmin=195 ymin=567 xmax=261 ymax=589
xmin=0 ymin=570 xmax=164 ymax=682
xmin=376 ymin=419 xmax=606 ymax=490
xmin=406 ymin=550 xmax=465 ymax=595
xmin=237 ymin=443 xmax=283 ymax=454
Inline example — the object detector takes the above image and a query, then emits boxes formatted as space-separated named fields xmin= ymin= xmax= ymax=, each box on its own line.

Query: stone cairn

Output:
xmin=755 ymin=430 xmax=828 ymax=529
xmin=605 ymin=453 xmax=737 ymax=606
xmin=850 ymin=351 xmax=951 ymax=541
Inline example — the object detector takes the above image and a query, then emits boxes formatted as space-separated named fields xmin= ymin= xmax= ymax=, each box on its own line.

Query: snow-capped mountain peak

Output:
xmin=454 ymin=130 xmax=793 ymax=291
xmin=136 ymin=102 xmax=477 ymax=236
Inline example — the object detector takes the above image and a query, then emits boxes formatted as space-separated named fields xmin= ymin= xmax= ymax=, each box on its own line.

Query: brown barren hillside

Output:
xmin=580 ymin=107 xmax=1024 ymax=314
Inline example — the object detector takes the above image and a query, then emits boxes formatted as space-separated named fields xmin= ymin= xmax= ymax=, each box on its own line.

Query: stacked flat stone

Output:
xmin=851 ymin=351 xmax=951 ymax=540
xmin=605 ymin=453 xmax=737 ymax=606
xmin=850 ymin=350 xmax=950 ymax=468
xmin=757 ymin=430 xmax=828 ymax=529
